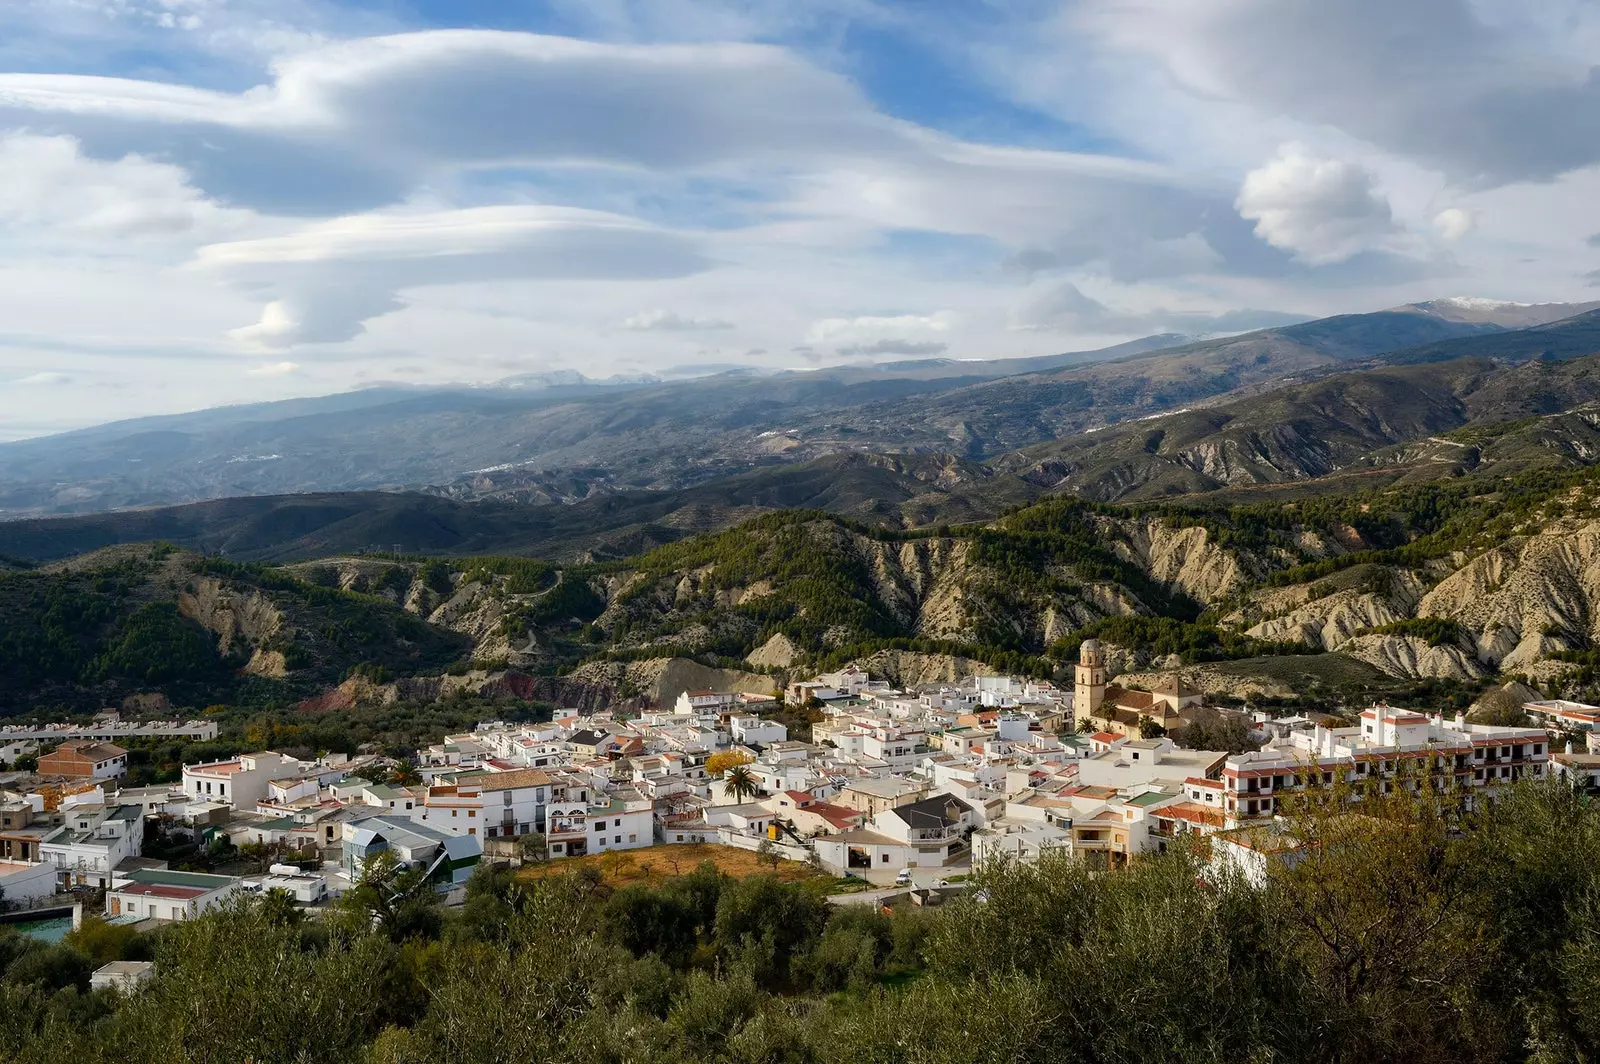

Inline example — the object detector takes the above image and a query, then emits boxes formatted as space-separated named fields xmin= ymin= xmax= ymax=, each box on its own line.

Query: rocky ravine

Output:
xmin=1228 ymin=517 xmax=1600 ymax=683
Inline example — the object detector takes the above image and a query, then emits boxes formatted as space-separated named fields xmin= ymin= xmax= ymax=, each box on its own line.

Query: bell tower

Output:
xmin=1074 ymin=639 xmax=1106 ymax=731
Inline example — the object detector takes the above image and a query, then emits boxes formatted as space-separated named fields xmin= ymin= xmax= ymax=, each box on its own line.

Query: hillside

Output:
xmin=0 ymin=545 xmax=469 ymax=714
xmin=20 ymin=464 xmax=1600 ymax=716
xmin=998 ymin=314 xmax=1600 ymax=503
xmin=0 ymin=454 xmax=1041 ymax=565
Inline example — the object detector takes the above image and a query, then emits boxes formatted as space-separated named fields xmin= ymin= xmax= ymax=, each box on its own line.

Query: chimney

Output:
xmin=1455 ymin=711 xmax=1466 ymax=731
xmin=1567 ymin=740 xmax=1575 ymax=755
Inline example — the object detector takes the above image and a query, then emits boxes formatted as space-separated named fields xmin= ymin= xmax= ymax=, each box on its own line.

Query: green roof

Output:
xmin=1126 ymin=791 xmax=1175 ymax=808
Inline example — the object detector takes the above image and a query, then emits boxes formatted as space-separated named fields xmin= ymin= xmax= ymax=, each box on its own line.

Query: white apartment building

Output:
xmin=39 ymin=803 xmax=143 ymax=889
xmin=729 ymin=715 xmax=788 ymax=746
xmin=546 ymin=792 xmax=654 ymax=858
xmin=1220 ymin=704 xmax=1549 ymax=823
xmin=1523 ymin=699 xmax=1600 ymax=732
xmin=183 ymin=751 xmax=302 ymax=809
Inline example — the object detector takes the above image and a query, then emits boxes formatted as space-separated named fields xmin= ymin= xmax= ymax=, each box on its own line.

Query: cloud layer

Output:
xmin=0 ymin=4 xmax=1595 ymax=435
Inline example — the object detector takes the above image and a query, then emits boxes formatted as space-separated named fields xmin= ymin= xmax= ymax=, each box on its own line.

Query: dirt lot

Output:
xmin=518 ymin=843 xmax=820 ymax=888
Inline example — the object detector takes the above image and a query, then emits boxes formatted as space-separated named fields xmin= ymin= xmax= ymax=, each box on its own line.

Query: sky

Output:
xmin=1 ymin=0 xmax=1600 ymax=439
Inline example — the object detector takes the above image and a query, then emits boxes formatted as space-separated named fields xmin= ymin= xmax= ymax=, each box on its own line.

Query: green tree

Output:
xmin=723 ymin=765 xmax=759 ymax=803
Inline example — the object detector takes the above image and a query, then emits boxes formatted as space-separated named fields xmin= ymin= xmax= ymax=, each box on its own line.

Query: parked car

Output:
xmin=894 ymin=869 xmax=912 ymax=886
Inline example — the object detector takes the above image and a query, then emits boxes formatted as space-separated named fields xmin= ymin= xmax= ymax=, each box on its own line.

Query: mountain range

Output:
xmin=6 ymin=298 xmax=1595 ymax=520
xmin=6 ymin=299 xmax=1600 ymax=565
xmin=11 ymin=295 xmax=1600 ymax=715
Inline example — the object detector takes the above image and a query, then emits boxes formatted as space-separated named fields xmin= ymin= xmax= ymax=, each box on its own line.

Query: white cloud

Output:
xmin=0 ymin=131 xmax=246 ymax=243
xmin=1236 ymin=147 xmax=1398 ymax=264
xmin=1010 ymin=279 xmax=1306 ymax=335
xmin=835 ymin=339 xmax=948 ymax=357
xmin=620 ymin=309 xmax=734 ymax=331
xmin=246 ymin=360 xmax=300 ymax=376
xmin=1433 ymin=208 xmax=1476 ymax=242
xmin=1080 ymin=0 xmax=1600 ymax=186
xmin=10 ymin=370 xmax=74 ymax=385
xmin=198 ymin=205 xmax=709 ymax=347
xmin=804 ymin=312 xmax=962 ymax=356
xmin=806 ymin=312 xmax=953 ymax=344
xmin=0 ymin=13 xmax=1595 ymax=433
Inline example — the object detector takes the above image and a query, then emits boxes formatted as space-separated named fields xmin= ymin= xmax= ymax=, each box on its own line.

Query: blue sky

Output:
xmin=0 ymin=0 xmax=1598 ymax=438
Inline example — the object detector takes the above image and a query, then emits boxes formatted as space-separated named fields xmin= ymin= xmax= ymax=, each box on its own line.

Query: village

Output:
xmin=1 ymin=638 xmax=1593 ymax=991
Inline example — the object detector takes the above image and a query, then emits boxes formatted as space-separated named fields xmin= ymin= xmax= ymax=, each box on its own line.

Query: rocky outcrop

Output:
xmin=1113 ymin=517 xmax=1257 ymax=604
xmin=746 ymin=632 xmax=799 ymax=669
xmin=565 ymin=656 xmax=777 ymax=707
xmin=850 ymin=650 xmax=995 ymax=687
xmin=1117 ymin=666 xmax=1296 ymax=702
xmin=1246 ymin=578 xmax=1424 ymax=651
xmin=178 ymin=577 xmax=283 ymax=657
xmin=243 ymin=649 xmax=288 ymax=678
xmin=1341 ymin=634 xmax=1490 ymax=681
xmin=1417 ymin=522 xmax=1600 ymax=670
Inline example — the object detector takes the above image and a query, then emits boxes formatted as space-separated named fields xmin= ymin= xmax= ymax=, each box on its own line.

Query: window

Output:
xmin=880 ymin=853 xmax=890 ymax=863
xmin=628 ymin=834 xmax=637 ymax=842
xmin=594 ymin=822 xmax=605 ymax=832
xmin=615 ymin=835 xmax=622 ymax=844
xmin=613 ymin=819 xmax=621 ymax=828
xmin=468 ymin=810 xmax=476 ymax=818
xmin=451 ymin=810 xmax=458 ymax=818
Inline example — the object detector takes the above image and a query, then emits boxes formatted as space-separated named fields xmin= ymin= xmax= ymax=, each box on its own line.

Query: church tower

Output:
xmin=1074 ymin=639 xmax=1106 ymax=731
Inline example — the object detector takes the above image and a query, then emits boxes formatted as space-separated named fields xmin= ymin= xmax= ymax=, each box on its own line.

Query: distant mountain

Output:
xmin=1399 ymin=297 xmax=1600 ymax=328
xmin=2 ymin=300 xmax=1596 ymax=520
xmin=999 ymin=310 xmax=1600 ymax=501
xmin=0 ymin=453 xmax=1040 ymax=564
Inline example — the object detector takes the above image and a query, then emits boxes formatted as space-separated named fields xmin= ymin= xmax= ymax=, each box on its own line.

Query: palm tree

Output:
xmin=724 ymin=764 xmax=759 ymax=803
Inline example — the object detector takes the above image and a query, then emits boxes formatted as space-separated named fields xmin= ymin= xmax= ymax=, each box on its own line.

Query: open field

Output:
xmin=517 ymin=842 xmax=822 ymax=888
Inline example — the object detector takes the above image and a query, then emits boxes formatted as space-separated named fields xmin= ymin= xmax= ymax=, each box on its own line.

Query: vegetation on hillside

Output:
xmin=3 ymin=779 xmax=1598 ymax=1063
xmin=0 ymin=549 xmax=469 ymax=716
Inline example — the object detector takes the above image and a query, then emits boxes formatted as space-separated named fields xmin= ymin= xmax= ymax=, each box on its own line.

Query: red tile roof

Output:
xmin=1154 ymin=802 xmax=1226 ymax=828
xmin=115 ymin=883 xmax=208 ymax=900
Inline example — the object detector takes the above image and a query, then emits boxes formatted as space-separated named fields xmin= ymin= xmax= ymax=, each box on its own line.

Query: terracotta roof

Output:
xmin=1105 ymin=686 xmax=1156 ymax=711
xmin=805 ymin=802 xmax=864 ymax=829
xmin=470 ymin=768 xmax=553 ymax=793
xmin=115 ymin=883 xmax=208 ymax=900
xmin=1153 ymin=802 xmax=1226 ymax=828
xmin=46 ymin=739 xmax=127 ymax=762
xmin=1186 ymin=777 xmax=1223 ymax=789
xmin=1089 ymin=731 xmax=1121 ymax=743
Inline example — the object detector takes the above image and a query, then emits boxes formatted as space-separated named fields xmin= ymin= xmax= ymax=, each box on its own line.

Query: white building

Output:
xmin=341 ymin=816 xmax=481 ymax=889
xmin=729 ymin=716 xmax=788 ymax=747
xmin=1220 ymin=704 xmax=1549 ymax=823
xmin=183 ymin=751 xmax=302 ymax=809
xmin=813 ymin=793 xmax=976 ymax=875
xmin=419 ymin=768 xmax=553 ymax=839
xmin=107 ymin=868 xmax=243 ymax=921
xmin=91 ymin=960 xmax=155 ymax=993
xmin=0 ymin=858 xmax=58 ymax=906
xmin=546 ymin=792 xmax=654 ymax=859
xmin=39 ymin=803 xmax=143 ymax=889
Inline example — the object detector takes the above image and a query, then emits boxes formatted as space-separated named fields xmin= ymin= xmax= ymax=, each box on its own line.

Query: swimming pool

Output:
xmin=8 ymin=916 xmax=72 ymax=943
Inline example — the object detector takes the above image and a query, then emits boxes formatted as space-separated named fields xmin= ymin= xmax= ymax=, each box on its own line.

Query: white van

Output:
xmin=894 ymin=869 xmax=912 ymax=886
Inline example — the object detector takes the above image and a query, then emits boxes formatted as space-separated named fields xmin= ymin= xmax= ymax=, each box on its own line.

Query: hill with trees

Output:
xmin=2 ymin=778 xmax=1596 ymax=1063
